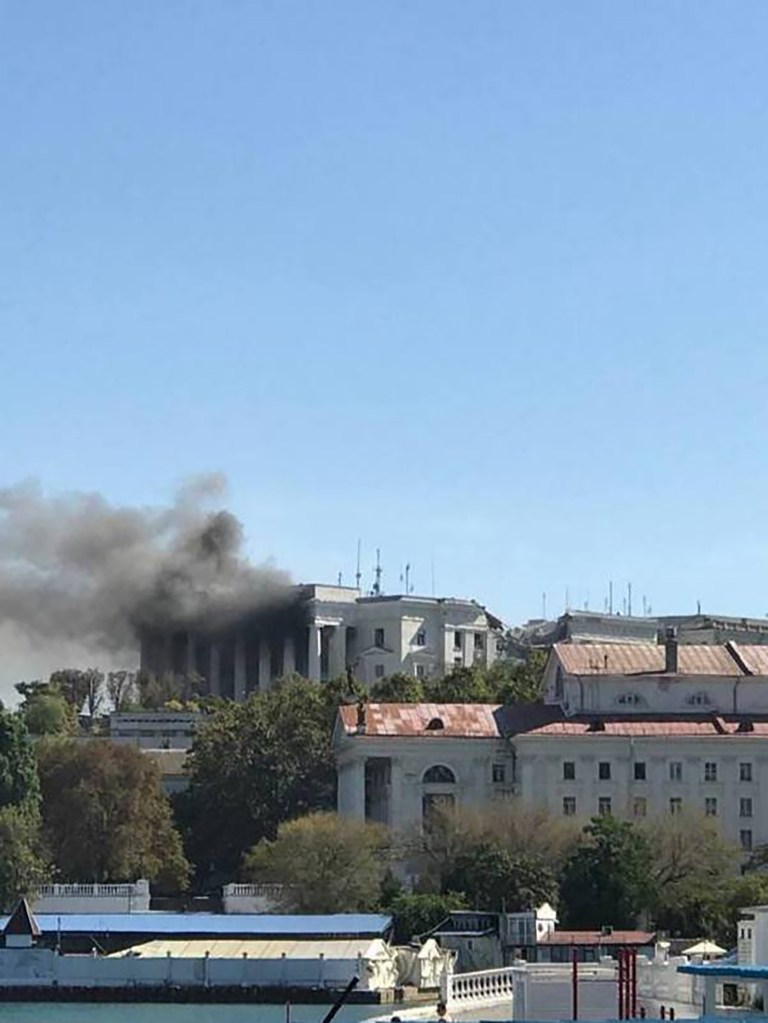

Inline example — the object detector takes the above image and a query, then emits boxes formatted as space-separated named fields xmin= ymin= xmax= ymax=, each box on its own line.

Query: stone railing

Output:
xmin=441 ymin=966 xmax=515 ymax=1008
xmin=221 ymin=883 xmax=285 ymax=914
xmin=31 ymin=880 xmax=150 ymax=914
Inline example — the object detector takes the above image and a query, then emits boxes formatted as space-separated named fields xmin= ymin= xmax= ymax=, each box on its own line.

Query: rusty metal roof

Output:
xmin=338 ymin=703 xmax=503 ymax=738
xmin=553 ymin=642 xmax=743 ymax=676
xmin=539 ymin=930 xmax=655 ymax=946
xmin=729 ymin=643 xmax=768 ymax=676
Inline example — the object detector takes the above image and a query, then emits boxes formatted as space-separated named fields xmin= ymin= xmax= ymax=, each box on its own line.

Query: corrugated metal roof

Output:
xmin=512 ymin=714 xmax=768 ymax=738
xmin=730 ymin=643 xmax=768 ymax=676
xmin=110 ymin=938 xmax=380 ymax=959
xmin=339 ymin=703 xmax=502 ymax=738
xmin=554 ymin=642 xmax=743 ymax=676
xmin=0 ymin=913 xmax=392 ymax=937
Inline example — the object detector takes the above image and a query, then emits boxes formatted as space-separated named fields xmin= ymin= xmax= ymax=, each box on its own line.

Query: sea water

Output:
xmin=0 ymin=1004 xmax=391 ymax=1023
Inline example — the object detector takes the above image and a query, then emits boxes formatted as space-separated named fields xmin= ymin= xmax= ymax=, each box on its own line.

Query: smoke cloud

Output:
xmin=0 ymin=475 xmax=294 ymax=674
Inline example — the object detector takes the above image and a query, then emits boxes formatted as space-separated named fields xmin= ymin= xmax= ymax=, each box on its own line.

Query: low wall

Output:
xmin=31 ymin=881 xmax=151 ymax=915
xmin=221 ymin=884 xmax=284 ymax=914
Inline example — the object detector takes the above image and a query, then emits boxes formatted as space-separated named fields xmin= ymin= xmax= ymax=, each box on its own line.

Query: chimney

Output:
xmin=356 ymin=699 xmax=367 ymax=735
xmin=664 ymin=627 xmax=678 ymax=674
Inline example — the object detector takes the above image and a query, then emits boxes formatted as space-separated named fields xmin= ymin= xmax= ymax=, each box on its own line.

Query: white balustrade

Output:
xmin=443 ymin=966 xmax=516 ymax=1008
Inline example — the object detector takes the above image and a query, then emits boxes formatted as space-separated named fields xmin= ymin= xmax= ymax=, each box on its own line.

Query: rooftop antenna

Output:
xmin=405 ymin=562 xmax=412 ymax=594
xmin=609 ymin=580 xmax=614 ymax=615
xmin=373 ymin=548 xmax=382 ymax=596
xmin=337 ymin=571 xmax=343 ymax=586
xmin=355 ymin=539 xmax=362 ymax=591
xmin=627 ymin=582 xmax=633 ymax=617
xmin=565 ymin=586 xmax=570 ymax=612
xmin=542 ymin=592 xmax=547 ymax=619
xmin=697 ymin=599 xmax=701 ymax=615
xmin=642 ymin=594 xmax=648 ymax=616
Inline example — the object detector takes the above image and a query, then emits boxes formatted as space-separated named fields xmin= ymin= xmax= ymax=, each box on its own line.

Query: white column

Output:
xmin=329 ymin=626 xmax=346 ymax=679
xmin=308 ymin=624 xmax=322 ymax=681
xmin=258 ymin=640 xmax=271 ymax=691
xmin=283 ymin=635 xmax=296 ymax=677
xmin=338 ymin=758 xmax=366 ymax=819
xmin=208 ymin=644 xmax=221 ymax=697
xmin=234 ymin=633 xmax=247 ymax=701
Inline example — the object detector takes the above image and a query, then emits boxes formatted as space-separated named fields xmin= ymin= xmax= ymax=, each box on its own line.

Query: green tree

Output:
xmin=244 ymin=811 xmax=389 ymax=912
xmin=442 ymin=842 xmax=557 ymax=912
xmin=559 ymin=816 xmax=653 ymax=929
xmin=0 ymin=707 xmax=40 ymax=812
xmin=370 ymin=673 xmax=426 ymax=703
xmin=178 ymin=676 xmax=336 ymax=881
xmin=37 ymin=739 xmax=189 ymax=889
xmin=23 ymin=693 xmax=72 ymax=736
xmin=388 ymin=891 xmax=468 ymax=944
xmin=0 ymin=806 xmax=49 ymax=911
xmin=487 ymin=650 xmax=547 ymax=703
xmin=424 ymin=666 xmax=495 ymax=703
xmin=642 ymin=811 xmax=737 ymax=937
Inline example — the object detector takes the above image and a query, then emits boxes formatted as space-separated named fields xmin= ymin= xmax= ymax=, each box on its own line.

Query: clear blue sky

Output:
xmin=3 ymin=1 xmax=768 ymax=627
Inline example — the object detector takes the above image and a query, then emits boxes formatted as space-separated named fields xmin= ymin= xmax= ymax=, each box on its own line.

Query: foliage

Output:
xmin=244 ymin=812 xmax=390 ymax=913
xmin=49 ymin=669 xmax=104 ymax=717
xmin=369 ymin=673 xmax=425 ymax=703
xmin=388 ymin=891 xmax=468 ymax=944
xmin=0 ymin=806 xmax=49 ymax=912
xmin=369 ymin=651 xmax=547 ymax=706
xmin=106 ymin=670 xmax=138 ymax=712
xmin=442 ymin=842 xmax=557 ymax=913
xmin=23 ymin=693 xmax=73 ymax=736
xmin=642 ymin=811 xmax=738 ymax=938
xmin=559 ymin=816 xmax=653 ymax=929
xmin=0 ymin=707 xmax=40 ymax=813
xmin=135 ymin=671 xmax=204 ymax=710
xmin=178 ymin=676 xmax=337 ymax=882
xmin=37 ymin=739 xmax=190 ymax=889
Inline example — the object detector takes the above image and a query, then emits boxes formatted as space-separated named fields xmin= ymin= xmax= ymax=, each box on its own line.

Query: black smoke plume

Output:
xmin=0 ymin=475 xmax=296 ymax=659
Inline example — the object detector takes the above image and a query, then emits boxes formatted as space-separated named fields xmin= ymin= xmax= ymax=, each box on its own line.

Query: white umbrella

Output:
xmin=682 ymin=940 xmax=726 ymax=957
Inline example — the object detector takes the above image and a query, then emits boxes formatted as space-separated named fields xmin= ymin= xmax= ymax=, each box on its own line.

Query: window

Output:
xmin=563 ymin=761 xmax=576 ymax=781
xmin=598 ymin=797 xmax=612 ymax=816
xmin=453 ymin=631 xmax=462 ymax=651
xmin=617 ymin=692 xmax=643 ymax=706
xmin=474 ymin=632 xmax=485 ymax=651
xmin=598 ymin=761 xmax=611 ymax=781
xmin=374 ymin=628 xmax=385 ymax=648
xmin=423 ymin=765 xmax=456 ymax=784
xmin=633 ymin=797 xmax=647 ymax=817
xmin=705 ymin=797 xmax=718 ymax=817
xmin=687 ymin=691 xmax=711 ymax=706
xmin=670 ymin=797 xmax=682 ymax=815
xmin=374 ymin=663 xmax=385 ymax=679
xmin=740 ymin=798 xmax=753 ymax=819
xmin=453 ymin=657 xmax=463 ymax=668
xmin=415 ymin=629 xmax=426 ymax=647
xmin=740 ymin=763 xmax=753 ymax=783
xmin=634 ymin=762 xmax=646 ymax=781
xmin=704 ymin=762 xmax=718 ymax=782
xmin=669 ymin=761 xmax=683 ymax=782
xmin=492 ymin=763 xmax=506 ymax=784
xmin=563 ymin=797 xmax=576 ymax=817
xmin=415 ymin=664 xmax=427 ymax=679
xmin=741 ymin=830 xmax=754 ymax=852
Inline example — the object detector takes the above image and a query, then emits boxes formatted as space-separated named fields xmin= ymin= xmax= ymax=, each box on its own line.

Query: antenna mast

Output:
xmin=373 ymin=548 xmax=382 ymax=596
xmin=355 ymin=539 xmax=362 ymax=591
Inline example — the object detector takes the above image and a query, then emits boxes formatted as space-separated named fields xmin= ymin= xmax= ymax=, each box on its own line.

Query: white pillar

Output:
xmin=209 ymin=644 xmax=221 ymax=697
xmin=308 ymin=624 xmax=322 ymax=681
xmin=329 ymin=626 xmax=347 ymax=679
xmin=283 ymin=635 xmax=296 ymax=677
xmin=234 ymin=633 xmax=247 ymax=701
xmin=258 ymin=640 xmax=271 ymax=691
xmin=338 ymin=758 xmax=367 ymax=818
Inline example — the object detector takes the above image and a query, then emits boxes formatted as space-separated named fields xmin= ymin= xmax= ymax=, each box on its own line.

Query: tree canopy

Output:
xmin=178 ymin=675 xmax=339 ymax=881
xmin=0 ymin=706 xmax=40 ymax=812
xmin=559 ymin=815 xmax=653 ymax=929
xmin=244 ymin=811 xmax=389 ymax=912
xmin=37 ymin=739 xmax=189 ymax=889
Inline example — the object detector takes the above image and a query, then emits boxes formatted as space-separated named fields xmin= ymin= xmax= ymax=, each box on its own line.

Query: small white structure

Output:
xmin=221 ymin=883 xmax=284 ymax=914
xmin=30 ymin=881 xmax=150 ymax=915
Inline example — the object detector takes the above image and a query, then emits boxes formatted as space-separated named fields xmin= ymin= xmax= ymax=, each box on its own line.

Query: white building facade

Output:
xmin=334 ymin=636 xmax=768 ymax=853
xmin=142 ymin=584 xmax=503 ymax=698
